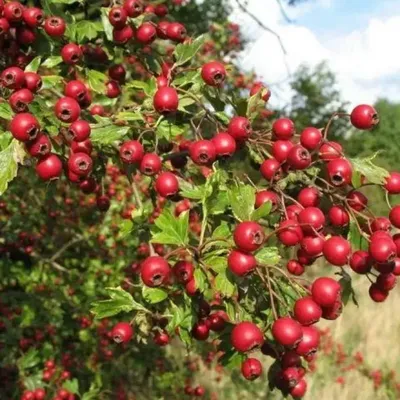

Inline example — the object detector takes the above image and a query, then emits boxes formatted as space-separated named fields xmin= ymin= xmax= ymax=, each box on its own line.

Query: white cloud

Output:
xmin=229 ymin=0 xmax=400 ymax=107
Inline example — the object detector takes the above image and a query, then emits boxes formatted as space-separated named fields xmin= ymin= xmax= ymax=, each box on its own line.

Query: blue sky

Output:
xmin=230 ymin=0 xmax=400 ymax=106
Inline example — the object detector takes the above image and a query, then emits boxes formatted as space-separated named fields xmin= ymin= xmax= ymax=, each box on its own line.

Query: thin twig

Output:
xmin=256 ymin=267 xmax=278 ymax=320
xmin=50 ymin=237 xmax=83 ymax=262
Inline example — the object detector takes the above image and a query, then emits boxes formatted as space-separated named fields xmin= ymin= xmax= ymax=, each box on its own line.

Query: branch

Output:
xmin=234 ymin=0 xmax=291 ymax=75
xmin=276 ymin=0 xmax=295 ymax=23
xmin=50 ymin=237 xmax=83 ymax=262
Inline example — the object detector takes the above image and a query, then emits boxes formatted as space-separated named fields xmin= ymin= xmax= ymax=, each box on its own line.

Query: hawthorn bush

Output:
xmin=0 ymin=1 xmax=399 ymax=400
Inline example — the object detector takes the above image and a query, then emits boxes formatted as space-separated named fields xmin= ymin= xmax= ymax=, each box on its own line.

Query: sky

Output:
xmin=229 ymin=0 xmax=400 ymax=107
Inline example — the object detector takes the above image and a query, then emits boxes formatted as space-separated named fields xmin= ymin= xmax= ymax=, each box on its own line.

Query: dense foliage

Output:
xmin=0 ymin=1 xmax=399 ymax=400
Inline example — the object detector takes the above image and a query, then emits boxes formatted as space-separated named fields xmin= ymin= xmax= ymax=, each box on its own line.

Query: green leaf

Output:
xmin=203 ymin=255 xmax=227 ymax=274
xmin=101 ymin=8 xmax=113 ymax=41
xmin=218 ymin=350 xmax=245 ymax=370
xmin=119 ymin=220 xmax=133 ymax=238
xmin=178 ymin=95 xmax=196 ymax=112
xmin=211 ymin=222 xmax=231 ymax=240
xmin=0 ymin=140 xmax=20 ymax=195
xmin=247 ymin=90 xmax=266 ymax=121
xmin=41 ymin=75 xmax=63 ymax=90
xmin=91 ymin=286 xmax=148 ymax=319
xmin=350 ymin=152 xmax=389 ymax=185
xmin=227 ymin=183 xmax=256 ymax=222
xmin=87 ymin=69 xmax=107 ymax=93
xmin=25 ymin=56 xmax=41 ymax=73
xmin=173 ymin=35 xmax=206 ymax=66
xmin=347 ymin=220 xmax=369 ymax=251
xmin=116 ymin=111 xmax=144 ymax=122
xmin=215 ymin=270 xmax=236 ymax=297
xmin=42 ymin=56 xmax=62 ymax=68
xmin=207 ymin=191 xmax=230 ymax=215
xmin=193 ymin=268 xmax=207 ymax=292
xmin=178 ymin=178 xmax=204 ymax=200
xmin=63 ymin=379 xmax=79 ymax=395
xmin=173 ymin=70 xmax=201 ymax=87
xmin=151 ymin=209 xmax=189 ymax=246
xmin=91 ymin=123 xmax=130 ymax=144
xmin=156 ymin=119 xmax=185 ymax=141
xmin=179 ymin=328 xmax=192 ymax=346
xmin=339 ymin=270 xmax=359 ymax=306
xmin=0 ymin=103 xmax=13 ymax=120
xmin=214 ymin=111 xmax=230 ymax=125
xmin=76 ymin=21 xmax=101 ymax=42
xmin=23 ymin=373 xmax=43 ymax=391
xmin=255 ymin=247 xmax=281 ymax=266
xmin=142 ymin=287 xmax=168 ymax=304
xmin=82 ymin=383 xmax=101 ymax=400
xmin=18 ymin=349 xmax=40 ymax=370
xmin=251 ymin=201 xmax=272 ymax=221
xmin=167 ymin=301 xmax=185 ymax=332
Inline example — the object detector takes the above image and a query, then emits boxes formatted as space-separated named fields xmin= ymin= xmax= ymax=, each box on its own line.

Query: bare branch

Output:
xmin=276 ymin=0 xmax=295 ymax=24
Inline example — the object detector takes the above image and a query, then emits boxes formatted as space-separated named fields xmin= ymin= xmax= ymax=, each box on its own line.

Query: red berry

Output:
xmin=71 ymin=139 xmax=92 ymax=155
xmin=311 ymin=277 xmax=341 ymax=307
xmin=389 ymin=205 xmax=400 ymax=228
xmin=141 ymin=256 xmax=170 ymax=287
xmin=300 ymin=127 xmax=322 ymax=150
xmin=136 ymin=22 xmax=157 ymax=44
xmin=287 ymin=145 xmax=311 ymax=170
xmin=294 ymin=297 xmax=322 ymax=326
xmin=90 ymin=104 xmax=105 ymax=116
xmin=208 ymin=312 xmax=226 ymax=332
xmin=61 ymin=43 xmax=82 ymax=65
xmin=350 ymin=104 xmax=379 ymax=130
xmin=55 ymin=97 xmax=81 ymax=123
xmin=123 ymin=0 xmax=143 ymax=17
xmin=328 ymin=205 xmax=349 ymax=227
xmin=17 ymin=27 xmax=37 ymax=45
xmin=96 ymin=195 xmax=110 ymax=212
xmin=201 ymin=61 xmax=226 ymax=86
xmin=34 ymin=388 xmax=46 ymax=400
xmin=227 ymin=116 xmax=251 ymax=141
xmin=369 ymin=237 xmax=396 ymax=263
xmin=300 ymin=236 xmax=324 ymax=257
xmin=241 ymin=358 xmax=262 ymax=380
xmin=119 ymin=140 xmax=144 ymax=164
xmin=272 ymin=118 xmax=295 ymax=140
xmin=370 ymin=217 xmax=391 ymax=232
xmin=327 ymin=158 xmax=353 ymax=186
xmin=347 ymin=191 xmax=368 ymax=211
xmin=277 ymin=220 xmax=303 ymax=246
xmin=260 ymin=158 xmax=282 ymax=181
xmin=44 ymin=16 xmax=66 ymax=37
xmin=228 ymin=249 xmax=256 ymax=276
xmin=297 ymin=187 xmax=320 ymax=208
xmin=384 ymin=172 xmax=400 ymax=194
xmin=194 ymin=386 xmax=205 ymax=397
xmin=295 ymin=325 xmax=319 ymax=357
xmin=166 ymin=22 xmax=186 ymax=42
xmin=192 ymin=320 xmax=209 ymax=341
xmin=68 ymin=120 xmax=91 ymax=142
xmin=321 ymin=300 xmax=343 ymax=320
xmin=250 ymin=81 xmax=270 ymax=101
xmin=189 ymin=140 xmax=216 ymax=165
xmin=24 ymin=72 xmax=42 ymax=93
xmin=255 ymin=190 xmax=279 ymax=211
xmin=108 ymin=64 xmax=126 ymax=83
xmin=323 ymin=236 xmax=351 ymax=266
xmin=173 ymin=261 xmax=194 ymax=283
xmin=3 ymin=1 xmax=24 ymax=24
xmin=272 ymin=317 xmax=303 ymax=348
xmin=140 ymin=153 xmax=162 ymax=176
xmin=231 ymin=322 xmax=263 ymax=352
xmin=154 ymin=331 xmax=170 ymax=346
xmin=26 ymin=133 xmax=52 ymax=157
xmin=105 ymin=80 xmax=121 ymax=98
xmin=155 ymin=172 xmax=179 ymax=197
xmin=23 ymin=7 xmax=44 ymax=28
xmin=64 ymin=80 xmax=88 ymax=103
xmin=369 ymin=283 xmax=388 ymax=302
xmin=10 ymin=113 xmax=40 ymax=142
xmin=272 ymin=140 xmax=293 ymax=163
xmin=298 ymin=207 xmax=325 ymax=235
xmin=319 ymin=141 xmax=342 ymax=161
xmin=111 ymin=322 xmax=133 ymax=343
xmin=0 ymin=18 xmax=10 ymax=36
xmin=290 ymin=379 xmax=307 ymax=399
xmin=212 ymin=132 xmax=237 ymax=157
xmin=1 ymin=67 xmax=25 ymax=89
xmin=157 ymin=20 xmax=170 ymax=39
xmin=153 ymin=87 xmax=179 ymax=114
xmin=68 ymin=152 xmax=93 ymax=176
xmin=350 ymin=251 xmax=372 ymax=274
xmin=36 ymin=154 xmax=63 ymax=181
xmin=109 ymin=6 xmax=128 ymax=28
xmin=286 ymin=260 xmax=305 ymax=276
xmin=113 ymin=25 xmax=135 ymax=44
xmin=286 ymin=204 xmax=302 ymax=221
xmin=376 ymin=273 xmax=397 ymax=291
xmin=9 ymin=89 xmax=34 ymax=113
xmin=233 ymin=221 xmax=264 ymax=252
